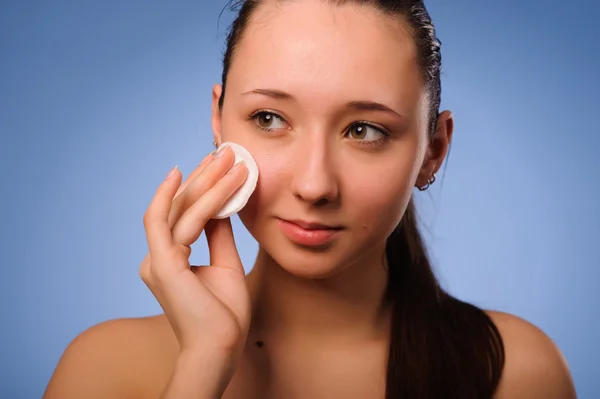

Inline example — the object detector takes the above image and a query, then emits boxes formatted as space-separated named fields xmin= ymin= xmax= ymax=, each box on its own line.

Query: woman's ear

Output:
xmin=211 ymin=83 xmax=224 ymax=147
xmin=415 ymin=110 xmax=454 ymax=188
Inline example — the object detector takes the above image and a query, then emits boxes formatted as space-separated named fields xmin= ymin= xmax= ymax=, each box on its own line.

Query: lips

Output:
xmin=277 ymin=218 xmax=343 ymax=247
xmin=284 ymin=219 xmax=343 ymax=230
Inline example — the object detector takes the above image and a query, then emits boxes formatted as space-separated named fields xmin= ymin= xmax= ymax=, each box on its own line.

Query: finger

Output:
xmin=205 ymin=218 xmax=244 ymax=273
xmin=171 ymin=161 xmax=248 ymax=248
xmin=139 ymin=253 xmax=151 ymax=283
xmin=143 ymin=166 xmax=182 ymax=262
xmin=173 ymin=152 xmax=215 ymax=200
xmin=168 ymin=147 xmax=235 ymax=228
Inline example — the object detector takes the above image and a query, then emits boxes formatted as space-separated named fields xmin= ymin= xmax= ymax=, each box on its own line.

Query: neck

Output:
xmin=245 ymin=245 xmax=392 ymax=348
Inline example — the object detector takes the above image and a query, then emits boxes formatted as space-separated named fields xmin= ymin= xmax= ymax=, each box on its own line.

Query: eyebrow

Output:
xmin=241 ymin=88 xmax=403 ymax=119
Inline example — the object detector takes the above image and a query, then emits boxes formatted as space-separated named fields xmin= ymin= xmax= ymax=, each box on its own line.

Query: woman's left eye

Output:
xmin=346 ymin=122 xmax=388 ymax=144
xmin=251 ymin=111 xmax=287 ymax=131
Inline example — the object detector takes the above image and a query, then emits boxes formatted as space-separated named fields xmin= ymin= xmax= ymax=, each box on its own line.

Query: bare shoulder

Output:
xmin=485 ymin=310 xmax=578 ymax=399
xmin=44 ymin=314 xmax=178 ymax=399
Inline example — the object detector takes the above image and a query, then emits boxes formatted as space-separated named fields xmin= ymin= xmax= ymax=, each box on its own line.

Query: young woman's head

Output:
xmin=211 ymin=0 xmax=453 ymax=279
xmin=212 ymin=1 xmax=504 ymax=397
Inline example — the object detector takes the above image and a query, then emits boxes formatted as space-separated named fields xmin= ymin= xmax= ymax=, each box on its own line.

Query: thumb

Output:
xmin=204 ymin=218 xmax=245 ymax=274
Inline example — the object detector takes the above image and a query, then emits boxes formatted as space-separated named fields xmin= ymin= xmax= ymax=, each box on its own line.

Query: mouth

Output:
xmin=284 ymin=219 xmax=344 ymax=230
xmin=276 ymin=218 xmax=344 ymax=247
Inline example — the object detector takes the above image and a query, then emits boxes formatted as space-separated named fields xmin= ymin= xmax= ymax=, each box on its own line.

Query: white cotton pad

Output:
xmin=213 ymin=142 xmax=259 ymax=219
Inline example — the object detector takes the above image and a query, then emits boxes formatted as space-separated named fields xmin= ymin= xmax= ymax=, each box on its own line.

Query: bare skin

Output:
xmin=44 ymin=1 xmax=577 ymax=398
xmin=43 ymin=312 xmax=575 ymax=398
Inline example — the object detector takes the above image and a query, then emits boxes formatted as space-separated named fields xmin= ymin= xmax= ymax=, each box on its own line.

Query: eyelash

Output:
xmin=247 ymin=110 xmax=390 ymax=147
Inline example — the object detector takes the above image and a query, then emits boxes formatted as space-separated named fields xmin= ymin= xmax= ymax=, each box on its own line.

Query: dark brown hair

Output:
xmin=218 ymin=1 xmax=505 ymax=397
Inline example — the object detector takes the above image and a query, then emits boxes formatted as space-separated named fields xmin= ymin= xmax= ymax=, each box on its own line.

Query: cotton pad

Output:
xmin=213 ymin=142 xmax=259 ymax=219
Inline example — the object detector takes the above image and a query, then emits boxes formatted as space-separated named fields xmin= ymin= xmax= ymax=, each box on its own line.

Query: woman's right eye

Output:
xmin=251 ymin=111 xmax=288 ymax=131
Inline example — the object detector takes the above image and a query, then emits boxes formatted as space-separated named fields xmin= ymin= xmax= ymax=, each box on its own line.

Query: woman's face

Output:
xmin=212 ymin=1 xmax=440 ymax=278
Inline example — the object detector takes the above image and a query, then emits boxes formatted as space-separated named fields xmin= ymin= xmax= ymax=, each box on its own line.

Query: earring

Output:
xmin=418 ymin=172 xmax=436 ymax=191
xmin=213 ymin=140 xmax=218 ymax=149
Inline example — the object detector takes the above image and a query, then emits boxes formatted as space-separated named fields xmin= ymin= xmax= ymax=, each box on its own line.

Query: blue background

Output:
xmin=1 ymin=1 xmax=598 ymax=397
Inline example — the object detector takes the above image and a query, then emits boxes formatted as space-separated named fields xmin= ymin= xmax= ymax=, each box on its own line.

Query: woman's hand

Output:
xmin=140 ymin=146 xmax=251 ymax=359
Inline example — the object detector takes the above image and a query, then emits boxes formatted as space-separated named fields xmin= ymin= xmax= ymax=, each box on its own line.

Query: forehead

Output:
xmin=228 ymin=0 xmax=422 ymax=109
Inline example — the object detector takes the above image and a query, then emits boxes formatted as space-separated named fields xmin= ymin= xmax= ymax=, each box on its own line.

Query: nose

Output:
xmin=290 ymin=138 xmax=339 ymax=206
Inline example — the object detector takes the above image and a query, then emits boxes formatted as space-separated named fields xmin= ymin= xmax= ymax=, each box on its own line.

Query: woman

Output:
xmin=44 ymin=0 xmax=577 ymax=398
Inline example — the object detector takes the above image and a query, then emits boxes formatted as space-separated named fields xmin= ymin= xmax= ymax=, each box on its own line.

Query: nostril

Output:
xmin=315 ymin=197 xmax=329 ymax=207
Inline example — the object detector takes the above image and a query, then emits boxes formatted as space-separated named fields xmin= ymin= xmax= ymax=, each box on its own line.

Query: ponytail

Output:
xmin=385 ymin=199 xmax=505 ymax=398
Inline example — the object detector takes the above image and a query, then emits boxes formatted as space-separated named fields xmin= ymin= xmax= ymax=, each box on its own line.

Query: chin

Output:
xmin=260 ymin=224 xmax=361 ymax=280
xmin=240 ymin=212 xmax=383 ymax=280
xmin=269 ymin=246 xmax=347 ymax=280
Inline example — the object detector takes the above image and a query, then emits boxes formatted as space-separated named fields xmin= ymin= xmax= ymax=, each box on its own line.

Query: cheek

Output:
xmin=344 ymin=150 xmax=420 ymax=236
xmin=237 ymin=151 xmax=287 ymax=228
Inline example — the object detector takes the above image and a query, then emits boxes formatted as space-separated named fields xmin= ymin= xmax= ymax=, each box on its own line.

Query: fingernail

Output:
xmin=228 ymin=161 xmax=244 ymax=174
xmin=216 ymin=145 xmax=229 ymax=157
xmin=165 ymin=165 xmax=178 ymax=180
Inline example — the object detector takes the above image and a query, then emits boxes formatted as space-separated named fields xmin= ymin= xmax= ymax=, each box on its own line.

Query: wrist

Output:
xmin=160 ymin=349 xmax=236 ymax=399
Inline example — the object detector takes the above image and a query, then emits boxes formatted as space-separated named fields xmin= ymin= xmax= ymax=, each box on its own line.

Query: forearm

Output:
xmin=159 ymin=350 xmax=236 ymax=399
